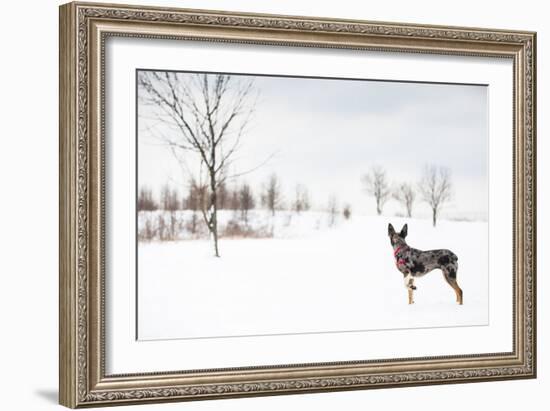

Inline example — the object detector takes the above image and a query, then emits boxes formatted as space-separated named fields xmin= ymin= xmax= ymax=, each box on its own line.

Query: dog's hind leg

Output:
xmin=443 ymin=267 xmax=463 ymax=305
xmin=408 ymin=288 xmax=414 ymax=305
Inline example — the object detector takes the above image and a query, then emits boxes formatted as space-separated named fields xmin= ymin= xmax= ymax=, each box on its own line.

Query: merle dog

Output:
xmin=388 ymin=223 xmax=463 ymax=305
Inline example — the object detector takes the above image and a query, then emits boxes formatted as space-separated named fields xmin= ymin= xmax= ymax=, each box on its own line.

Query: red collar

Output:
xmin=394 ymin=246 xmax=407 ymax=267
xmin=394 ymin=246 xmax=404 ymax=257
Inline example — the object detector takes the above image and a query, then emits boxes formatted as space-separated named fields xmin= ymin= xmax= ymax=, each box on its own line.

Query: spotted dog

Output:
xmin=388 ymin=223 xmax=463 ymax=305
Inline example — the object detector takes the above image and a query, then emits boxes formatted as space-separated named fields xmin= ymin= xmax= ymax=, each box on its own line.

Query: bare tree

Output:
xmin=418 ymin=165 xmax=453 ymax=227
xmin=228 ymin=185 xmax=241 ymax=211
xmin=138 ymin=71 xmax=258 ymax=257
xmin=238 ymin=183 xmax=255 ymax=223
xmin=216 ymin=181 xmax=229 ymax=210
xmin=327 ymin=195 xmax=339 ymax=227
xmin=361 ymin=166 xmax=391 ymax=215
xmin=393 ymin=183 xmax=416 ymax=218
xmin=293 ymin=184 xmax=311 ymax=214
xmin=137 ymin=186 xmax=157 ymax=211
xmin=261 ymin=173 xmax=283 ymax=216
xmin=184 ymin=181 xmax=206 ymax=210
xmin=160 ymin=184 xmax=180 ymax=211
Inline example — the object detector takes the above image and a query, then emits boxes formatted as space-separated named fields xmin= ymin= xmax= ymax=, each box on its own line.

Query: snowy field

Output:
xmin=137 ymin=213 xmax=488 ymax=341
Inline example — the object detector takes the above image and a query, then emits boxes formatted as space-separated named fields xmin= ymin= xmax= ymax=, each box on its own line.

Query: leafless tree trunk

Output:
xmin=361 ymin=166 xmax=391 ymax=215
xmin=238 ymin=183 xmax=255 ymax=223
xmin=261 ymin=173 xmax=283 ymax=216
xmin=293 ymin=184 xmax=310 ymax=214
xmin=138 ymin=72 xmax=258 ymax=257
xmin=418 ymin=165 xmax=452 ymax=227
xmin=393 ymin=183 xmax=416 ymax=218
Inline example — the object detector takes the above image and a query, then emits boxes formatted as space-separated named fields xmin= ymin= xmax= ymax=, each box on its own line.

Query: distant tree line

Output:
xmin=138 ymin=173 xmax=353 ymax=241
xmin=361 ymin=164 xmax=453 ymax=227
xmin=139 ymin=174 xmax=351 ymax=217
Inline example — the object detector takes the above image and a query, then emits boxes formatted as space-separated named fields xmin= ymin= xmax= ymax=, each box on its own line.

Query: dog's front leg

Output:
xmin=404 ymin=274 xmax=415 ymax=304
xmin=408 ymin=288 xmax=414 ymax=305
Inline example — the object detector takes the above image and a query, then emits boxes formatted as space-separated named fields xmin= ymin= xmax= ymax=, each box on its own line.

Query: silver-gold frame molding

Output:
xmin=59 ymin=2 xmax=537 ymax=408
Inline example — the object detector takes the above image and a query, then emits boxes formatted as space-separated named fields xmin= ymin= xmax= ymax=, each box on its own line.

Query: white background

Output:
xmin=0 ymin=0 xmax=545 ymax=410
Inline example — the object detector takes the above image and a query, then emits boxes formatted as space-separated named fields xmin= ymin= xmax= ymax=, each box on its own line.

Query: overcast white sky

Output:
xmin=138 ymin=72 xmax=488 ymax=220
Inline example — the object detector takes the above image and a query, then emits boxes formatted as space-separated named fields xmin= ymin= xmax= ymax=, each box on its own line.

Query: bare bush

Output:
xmin=137 ymin=213 xmax=157 ymax=241
xmin=223 ymin=219 xmax=272 ymax=238
xmin=150 ymin=212 xmax=183 ymax=241
xmin=186 ymin=213 xmax=199 ymax=236
xmin=156 ymin=214 xmax=167 ymax=241
xmin=342 ymin=204 xmax=352 ymax=220
xmin=168 ymin=212 xmax=183 ymax=240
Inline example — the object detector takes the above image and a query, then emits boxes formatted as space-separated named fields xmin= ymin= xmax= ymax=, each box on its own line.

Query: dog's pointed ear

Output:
xmin=388 ymin=223 xmax=395 ymax=236
xmin=400 ymin=224 xmax=408 ymax=238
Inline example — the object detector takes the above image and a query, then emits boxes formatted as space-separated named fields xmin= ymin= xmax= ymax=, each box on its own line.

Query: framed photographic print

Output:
xmin=59 ymin=2 xmax=537 ymax=408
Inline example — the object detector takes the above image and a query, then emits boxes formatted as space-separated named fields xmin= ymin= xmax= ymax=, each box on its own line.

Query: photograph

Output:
xmin=136 ymin=70 xmax=489 ymax=341
xmin=57 ymin=2 xmax=536 ymax=407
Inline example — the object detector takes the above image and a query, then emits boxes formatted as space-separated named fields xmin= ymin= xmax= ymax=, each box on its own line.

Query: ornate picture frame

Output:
xmin=59 ymin=1 xmax=536 ymax=408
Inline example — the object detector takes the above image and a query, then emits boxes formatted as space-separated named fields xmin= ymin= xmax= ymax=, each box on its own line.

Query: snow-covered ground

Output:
xmin=137 ymin=213 xmax=488 ymax=340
